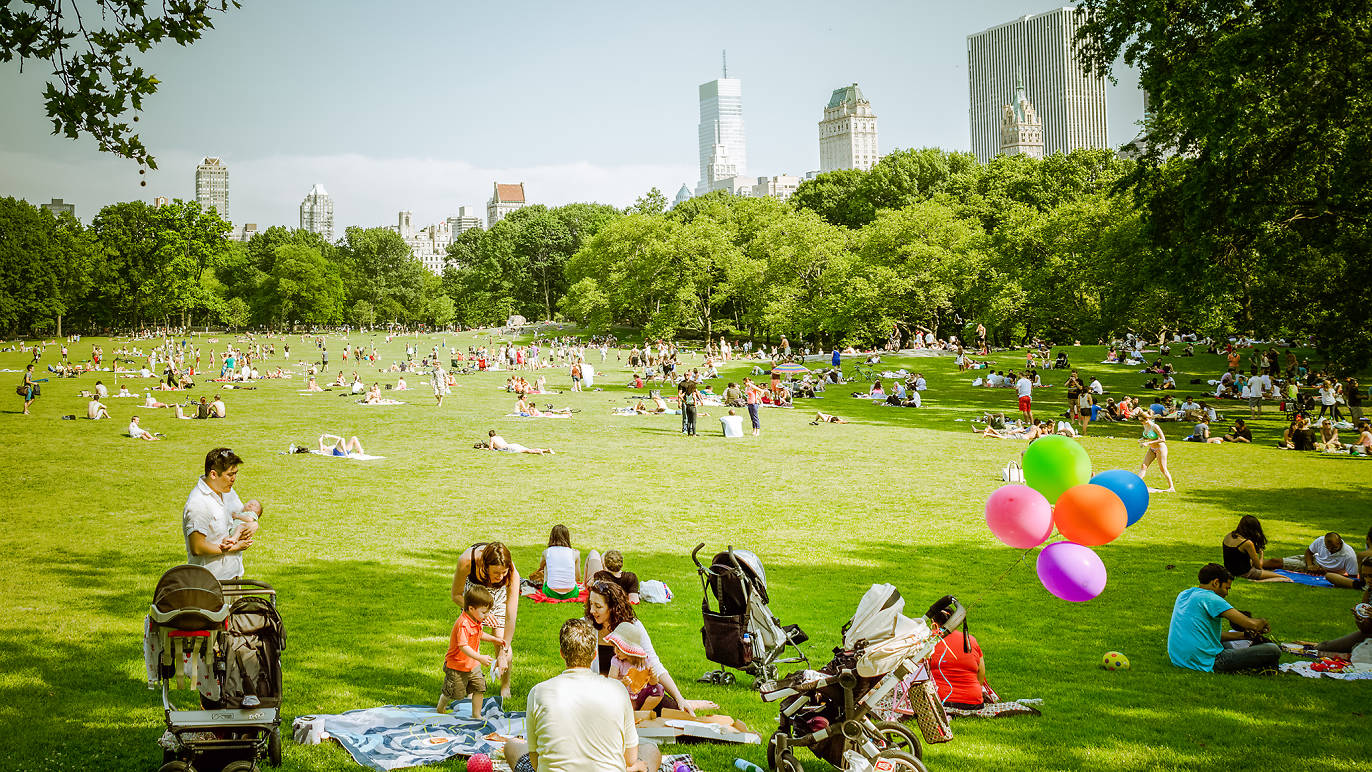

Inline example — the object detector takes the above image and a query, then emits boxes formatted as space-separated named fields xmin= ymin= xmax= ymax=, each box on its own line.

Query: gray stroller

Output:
xmin=146 ymin=565 xmax=285 ymax=772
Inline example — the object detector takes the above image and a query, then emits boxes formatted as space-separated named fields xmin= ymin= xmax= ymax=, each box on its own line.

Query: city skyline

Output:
xmin=0 ymin=1 xmax=1142 ymax=231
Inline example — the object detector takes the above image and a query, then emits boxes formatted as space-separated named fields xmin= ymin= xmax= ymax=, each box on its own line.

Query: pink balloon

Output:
xmin=1036 ymin=541 xmax=1107 ymax=602
xmin=985 ymin=485 xmax=1054 ymax=548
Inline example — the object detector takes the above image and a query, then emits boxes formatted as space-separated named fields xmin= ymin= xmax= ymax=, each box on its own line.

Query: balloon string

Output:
xmin=962 ymin=544 xmax=1040 ymax=612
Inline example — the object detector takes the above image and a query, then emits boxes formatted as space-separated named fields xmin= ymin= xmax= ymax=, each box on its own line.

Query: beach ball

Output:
xmin=467 ymin=753 xmax=494 ymax=772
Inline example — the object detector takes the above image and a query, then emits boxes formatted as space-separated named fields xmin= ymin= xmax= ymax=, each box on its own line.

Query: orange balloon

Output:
xmin=1052 ymin=484 xmax=1127 ymax=546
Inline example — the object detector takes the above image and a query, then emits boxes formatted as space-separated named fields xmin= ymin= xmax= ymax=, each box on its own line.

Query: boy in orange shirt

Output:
xmin=438 ymin=585 xmax=506 ymax=716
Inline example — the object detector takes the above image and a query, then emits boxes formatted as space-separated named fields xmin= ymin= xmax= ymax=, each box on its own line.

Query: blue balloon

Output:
xmin=1090 ymin=469 xmax=1149 ymax=526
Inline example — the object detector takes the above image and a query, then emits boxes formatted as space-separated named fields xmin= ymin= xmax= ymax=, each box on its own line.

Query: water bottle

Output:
xmin=742 ymin=632 xmax=752 ymax=652
xmin=733 ymin=760 xmax=765 ymax=772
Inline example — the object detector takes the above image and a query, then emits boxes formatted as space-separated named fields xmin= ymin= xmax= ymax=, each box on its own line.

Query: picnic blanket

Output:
xmin=1278 ymin=662 xmax=1372 ymax=680
xmin=300 ymin=699 xmax=525 ymax=771
xmin=358 ymin=399 xmax=405 ymax=406
xmin=525 ymin=586 xmax=589 ymax=603
xmin=504 ymin=413 xmax=571 ymax=418
xmin=944 ymin=699 xmax=1043 ymax=718
xmin=1274 ymin=570 xmax=1335 ymax=587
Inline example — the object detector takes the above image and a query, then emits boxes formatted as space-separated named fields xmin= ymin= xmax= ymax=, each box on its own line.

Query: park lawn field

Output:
xmin=2 ymin=331 xmax=1368 ymax=772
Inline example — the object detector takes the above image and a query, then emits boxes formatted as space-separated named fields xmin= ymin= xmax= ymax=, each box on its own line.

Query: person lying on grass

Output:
xmin=812 ymin=412 xmax=849 ymax=424
xmin=1167 ymin=563 xmax=1280 ymax=673
xmin=484 ymin=429 xmax=555 ymax=455
xmin=319 ymin=434 xmax=365 ymax=457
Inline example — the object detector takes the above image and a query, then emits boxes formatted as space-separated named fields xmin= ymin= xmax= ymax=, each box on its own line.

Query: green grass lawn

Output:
xmin=2 ymin=331 xmax=1368 ymax=772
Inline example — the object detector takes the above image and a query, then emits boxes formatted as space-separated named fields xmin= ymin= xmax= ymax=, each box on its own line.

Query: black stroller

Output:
xmin=692 ymin=543 xmax=808 ymax=688
xmin=146 ymin=565 xmax=286 ymax=772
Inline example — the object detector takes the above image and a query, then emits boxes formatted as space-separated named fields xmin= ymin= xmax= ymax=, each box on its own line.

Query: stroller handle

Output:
xmin=940 ymin=597 xmax=967 ymax=633
xmin=219 ymin=578 xmax=276 ymax=600
xmin=691 ymin=543 xmax=707 ymax=570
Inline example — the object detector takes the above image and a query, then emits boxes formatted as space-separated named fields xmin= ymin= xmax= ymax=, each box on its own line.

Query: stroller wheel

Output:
xmin=875 ymin=749 xmax=929 ymax=772
xmin=268 ymin=727 xmax=282 ymax=767
xmin=157 ymin=762 xmax=192 ymax=772
xmin=720 ymin=671 xmax=736 ymax=685
xmin=222 ymin=762 xmax=256 ymax=772
xmin=872 ymin=721 xmax=922 ymax=759
xmin=775 ymin=749 xmax=804 ymax=772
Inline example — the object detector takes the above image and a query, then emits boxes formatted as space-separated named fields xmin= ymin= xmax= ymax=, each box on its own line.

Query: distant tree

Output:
xmin=626 ymin=187 xmax=669 ymax=216
xmin=0 ymin=197 xmax=64 ymax=334
xmin=0 ymin=1 xmax=242 ymax=168
xmin=429 ymin=294 xmax=455 ymax=327
xmin=260 ymin=245 xmax=345 ymax=328
xmin=337 ymin=227 xmax=425 ymax=323
xmin=787 ymin=169 xmax=868 ymax=228
xmin=351 ymin=300 xmax=376 ymax=328
xmin=220 ymin=296 xmax=250 ymax=330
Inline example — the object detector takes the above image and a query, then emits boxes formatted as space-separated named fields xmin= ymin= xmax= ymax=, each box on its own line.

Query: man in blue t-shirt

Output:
xmin=1168 ymin=563 xmax=1281 ymax=672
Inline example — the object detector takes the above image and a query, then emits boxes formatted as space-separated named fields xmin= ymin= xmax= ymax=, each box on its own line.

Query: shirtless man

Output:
xmin=486 ymin=429 xmax=555 ymax=455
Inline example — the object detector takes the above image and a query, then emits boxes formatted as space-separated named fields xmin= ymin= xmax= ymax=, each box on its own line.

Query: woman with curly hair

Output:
xmin=584 ymin=581 xmax=695 ymax=715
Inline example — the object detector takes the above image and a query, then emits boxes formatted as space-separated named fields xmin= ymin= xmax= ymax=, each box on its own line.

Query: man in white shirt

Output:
xmin=1283 ymin=533 xmax=1359 ymax=581
xmin=183 ymin=447 xmax=262 ymax=581
xmin=128 ymin=415 xmax=159 ymax=441
xmin=1089 ymin=377 xmax=1104 ymax=395
xmin=1248 ymin=373 xmax=1271 ymax=415
xmin=1015 ymin=373 xmax=1034 ymax=423
xmin=94 ymin=380 xmax=108 ymax=398
xmin=504 ymin=618 xmax=657 ymax=772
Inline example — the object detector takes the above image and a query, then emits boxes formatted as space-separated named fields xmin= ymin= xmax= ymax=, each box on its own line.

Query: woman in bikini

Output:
xmin=452 ymin=542 xmax=520 ymax=698
xmin=1137 ymin=411 xmax=1176 ymax=492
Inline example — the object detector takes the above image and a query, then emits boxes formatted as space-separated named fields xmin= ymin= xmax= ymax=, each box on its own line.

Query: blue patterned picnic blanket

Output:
xmin=317 ymin=698 xmax=525 ymax=770
xmin=1274 ymin=570 xmax=1335 ymax=588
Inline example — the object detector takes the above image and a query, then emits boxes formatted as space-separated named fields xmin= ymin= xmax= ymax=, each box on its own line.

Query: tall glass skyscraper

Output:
xmin=966 ymin=6 xmax=1108 ymax=163
xmin=195 ymin=157 xmax=229 ymax=219
xmin=696 ymin=76 xmax=746 ymax=195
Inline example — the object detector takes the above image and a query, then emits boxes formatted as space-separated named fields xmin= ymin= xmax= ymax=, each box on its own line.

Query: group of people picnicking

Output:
xmin=1167 ymin=518 xmax=1372 ymax=673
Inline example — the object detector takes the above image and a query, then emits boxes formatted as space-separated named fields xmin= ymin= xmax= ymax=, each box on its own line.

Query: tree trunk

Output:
xmin=56 ymin=314 xmax=63 ymax=338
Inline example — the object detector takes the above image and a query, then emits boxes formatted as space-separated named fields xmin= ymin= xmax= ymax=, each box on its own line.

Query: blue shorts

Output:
xmin=332 ymin=447 xmax=346 ymax=457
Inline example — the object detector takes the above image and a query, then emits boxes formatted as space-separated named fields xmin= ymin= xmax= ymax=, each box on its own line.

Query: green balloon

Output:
xmin=1022 ymin=435 xmax=1092 ymax=504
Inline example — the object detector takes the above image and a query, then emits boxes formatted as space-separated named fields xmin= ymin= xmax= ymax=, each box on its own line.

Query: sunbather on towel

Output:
xmin=486 ymin=429 xmax=555 ymax=455
xmin=320 ymin=434 xmax=365 ymax=457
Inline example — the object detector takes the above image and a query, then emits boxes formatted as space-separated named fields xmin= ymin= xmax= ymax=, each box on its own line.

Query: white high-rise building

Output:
xmin=696 ymin=64 xmax=746 ymax=196
xmin=819 ymin=84 xmax=879 ymax=172
xmin=967 ymin=6 xmax=1108 ymax=163
xmin=448 ymin=205 xmax=482 ymax=234
xmin=195 ymin=157 xmax=229 ymax=219
xmin=395 ymin=211 xmax=452 ymax=274
xmin=487 ymin=183 xmax=526 ymax=226
xmin=751 ymin=174 xmax=802 ymax=201
xmin=299 ymin=184 xmax=334 ymax=241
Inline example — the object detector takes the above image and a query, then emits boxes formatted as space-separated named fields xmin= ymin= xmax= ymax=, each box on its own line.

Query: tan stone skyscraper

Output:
xmin=819 ymin=84 xmax=879 ymax=172
xmin=1000 ymin=73 xmax=1045 ymax=159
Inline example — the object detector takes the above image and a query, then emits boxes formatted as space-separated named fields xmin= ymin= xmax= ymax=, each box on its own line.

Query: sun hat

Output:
xmin=606 ymin=622 xmax=648 ymax=658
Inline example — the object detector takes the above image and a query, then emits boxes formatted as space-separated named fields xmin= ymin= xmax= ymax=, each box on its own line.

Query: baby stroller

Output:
xmin=146 ymin=565 xmax=285 ymax=772
xmin=761 ymin=585 xmax=965 ymax=772
xmin=693 ymin=543 xmax=809 ymax=688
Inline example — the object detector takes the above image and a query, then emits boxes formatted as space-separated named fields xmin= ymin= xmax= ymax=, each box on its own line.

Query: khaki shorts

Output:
xmin=442 ymin=666 xmax=485 ymax=700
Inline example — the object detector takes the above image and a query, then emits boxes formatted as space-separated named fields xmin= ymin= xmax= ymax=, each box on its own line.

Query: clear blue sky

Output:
xmin=0 ymin=0 xmax=1140 ymax=229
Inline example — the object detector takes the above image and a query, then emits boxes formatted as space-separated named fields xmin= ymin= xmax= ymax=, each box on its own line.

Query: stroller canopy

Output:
xmin=843 ymin=584 xmax=936 ymax=676
xmin=149 ymin=564 xmax=229 ymax=631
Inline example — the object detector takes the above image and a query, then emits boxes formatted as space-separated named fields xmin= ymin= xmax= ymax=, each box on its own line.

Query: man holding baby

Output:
xmin=183 ymin=447 xmax=264 ymax=580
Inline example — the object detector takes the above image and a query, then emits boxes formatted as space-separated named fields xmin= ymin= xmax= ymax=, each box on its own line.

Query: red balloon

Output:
xmin=1052 ymin=484 xmax=1127 ymax=546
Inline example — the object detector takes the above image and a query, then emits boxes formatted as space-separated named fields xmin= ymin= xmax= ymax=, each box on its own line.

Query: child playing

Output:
xmin=438 ymin=586 xmax=507 ymax=717
xmin=606 ymin=622 xmax=663 ymax=712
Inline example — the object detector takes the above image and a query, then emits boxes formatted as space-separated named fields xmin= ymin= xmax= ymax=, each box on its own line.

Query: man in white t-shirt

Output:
xmin=183 ymin=447 xmax=263 ymax=581
xmin=1282 ymin=533 xmax=1358 ymax=580
xmin=504 ymin=618 xmax=658 ymax=772
xmin=1015 ymin=373 xmax=1034 ymax=423
xmin=1089 ymin=377 xmax=1104 ymax=395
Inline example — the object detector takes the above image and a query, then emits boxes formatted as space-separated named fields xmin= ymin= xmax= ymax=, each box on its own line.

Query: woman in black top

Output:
xmin=1221 ymin=515 xmax=1289 ymax=581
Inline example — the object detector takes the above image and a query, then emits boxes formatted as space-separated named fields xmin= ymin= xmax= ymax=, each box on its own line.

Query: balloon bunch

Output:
xmin=983 ymin=436 xmax=1149 ymax=602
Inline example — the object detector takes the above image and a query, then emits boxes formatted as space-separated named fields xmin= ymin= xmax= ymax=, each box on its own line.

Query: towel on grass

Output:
xmin=1274 ymin=570 xmax=1335 ymax=587
xmin=945 ymin=699 xmax=1043 ymax=718
xmin=504 ymin=413 xmax=571 ymax=418
xmin=301 ymin=699 xmax=524 ymax=771
xmin=307 ymin=449 xmax=386 ymax=461
xmin=358 ymin=399 xmax=405 ymax=406
xmin=1279 ymin=662 xmax=1372 ymax=680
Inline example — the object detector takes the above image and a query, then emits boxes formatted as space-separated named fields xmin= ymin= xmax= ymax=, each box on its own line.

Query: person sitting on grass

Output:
xmin=1221 ymin=515 xmax=1291 ymax=581
xmin=584 ymin=549 xmax=640 ymax=604
xmin=1353 ymin=420 xmax=1372 ymax=455
xmin=128 ymin=415 xmax=160 ymax=441
xmin=607 ymin=622 xmax=663 ymax=712
xmin=87 ymin=395 xmax=111 ymax=420
xmin=395 ymin=376 xmax=409 ymax=391
xmin=1314 ymin=556 xmax=1372 ymax=655
xmin=1184 ymin=419 xmax=1222 ymax=443
xmin=1223 ymin=418 xmax=1253 ymax=443
xmin=1317 ymin=418 xmax=1343 ymax=451
xmin=533 ymin=524 xmax=581 ymax=599
xmin=1280 ymin=414 xmax=1315 ymax=450
xmin=319 ymin=434 xmax=365 ymax=457
xmin=928 ymin=605 xmax=995 ymax=709
xmin=438 ymin=585 xmax=507 ymax=717
xmin=502 ymin=618 xmax=658 ymax=772
xmin=1281 ymin=533 xmax=1362 ymax=588
xmin=1167 ymin=563 xmax=1280 ymax=673
xmin=486 ymin=429 xmax=555 ymax=455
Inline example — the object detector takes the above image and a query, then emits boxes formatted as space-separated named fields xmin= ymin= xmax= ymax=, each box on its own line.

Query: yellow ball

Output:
xmin=1101 ymin=651 xmax=1130 ymax=671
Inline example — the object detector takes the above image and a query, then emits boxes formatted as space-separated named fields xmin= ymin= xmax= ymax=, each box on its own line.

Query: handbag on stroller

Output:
xmin=692 ymin=543 xmax=808 ymax=688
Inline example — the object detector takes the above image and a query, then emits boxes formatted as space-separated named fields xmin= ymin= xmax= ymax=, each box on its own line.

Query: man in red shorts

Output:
xmin=1015 ymin=371 xmax=1034 ymax=424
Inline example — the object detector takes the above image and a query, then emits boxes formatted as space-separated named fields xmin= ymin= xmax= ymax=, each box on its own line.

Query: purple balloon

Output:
xmin=1036 ymin=541 xmax=1107 ymax=602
